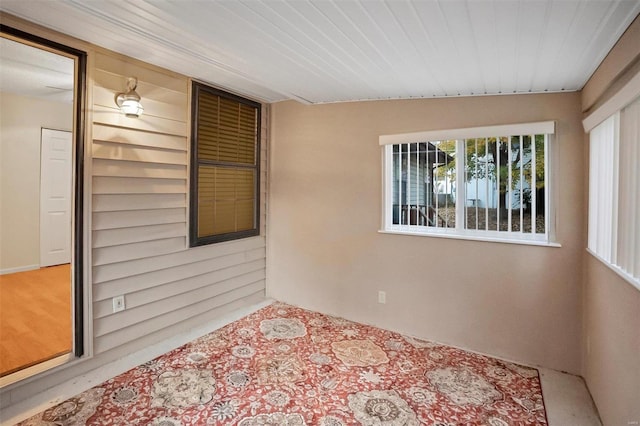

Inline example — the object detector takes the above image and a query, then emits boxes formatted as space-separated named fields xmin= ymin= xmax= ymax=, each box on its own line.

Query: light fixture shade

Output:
xmin=115 ymin=77 xmax=144 ymax=118
xmin=118 ymin=97 xmax=144 ymax=118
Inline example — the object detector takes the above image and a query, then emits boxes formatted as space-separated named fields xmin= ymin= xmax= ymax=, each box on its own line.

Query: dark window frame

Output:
xmin=189 ymin=82 xmax=261 ymax=246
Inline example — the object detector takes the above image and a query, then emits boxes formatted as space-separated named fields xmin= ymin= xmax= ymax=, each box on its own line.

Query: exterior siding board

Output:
xmin=93 ymin=258 xmax=265 ymax=302
xmin=94 ymin=272 xmax=265 ymax=332
xmin=92 ymin=177 xmax=187 ymax=195
xmin=93 ymin=85 xmax=186 ymax=121
xmin=94 ymin=287 xmax=265 ymax=353
xmin=92 ymin=222 xmax=187 ymax=248
xmin=92 ymin=141 xmax=188 ymax=165
xmin=92 ymin=193 xmax=187 ymax=213
xmin=93 ymin=160 xmax=187 ymax=180
xmin=89 ymin=51 xmax=267 ymax=355
xmin=93 ymin=52 xmax=188 ymax=94
xmin=92 ymin=236 xmax=187 ymax=266
xmin=92 ymin=208 xmax=186 ymax=230
xmin=94 ymin=260 xmax=265 ymax=305
xmin=93 ymin=125 xmax=187 ymax=150
xmin=92 ymin=104 xmax=187 ymax=136
xmin=92 ymin=236 xmax=265 ymax=284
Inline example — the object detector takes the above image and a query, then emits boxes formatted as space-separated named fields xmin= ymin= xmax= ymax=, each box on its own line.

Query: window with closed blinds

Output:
xmin=190 ymin=82 xmax=261 ymax=246
xmin=617 ymin=97 xmax=640 ymax=284
xmin=587 ymin=96 xmax=640 ymax=289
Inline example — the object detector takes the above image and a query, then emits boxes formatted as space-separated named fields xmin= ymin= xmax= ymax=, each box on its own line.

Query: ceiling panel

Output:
xmin=0 ymin=37 xmax=75 ymax=103
xmin=1 ymin=0 xmax=639 ymax=104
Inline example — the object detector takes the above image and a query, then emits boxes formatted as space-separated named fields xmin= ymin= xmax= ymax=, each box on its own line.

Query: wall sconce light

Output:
xmin=115 ymin=77 xmax=144 ymax=118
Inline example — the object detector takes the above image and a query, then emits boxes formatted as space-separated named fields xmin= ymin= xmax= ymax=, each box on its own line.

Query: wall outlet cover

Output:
xmin=113 ymin=295 xmax=125 ymax=313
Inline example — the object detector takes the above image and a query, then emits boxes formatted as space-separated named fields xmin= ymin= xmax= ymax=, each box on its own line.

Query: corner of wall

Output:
xmin=579 ymin=14 xmax=640 ymax=425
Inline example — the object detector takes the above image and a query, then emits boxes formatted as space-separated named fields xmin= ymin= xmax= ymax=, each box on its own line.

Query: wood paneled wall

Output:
xmin=89 ymin=50 xmax=267 ymax=355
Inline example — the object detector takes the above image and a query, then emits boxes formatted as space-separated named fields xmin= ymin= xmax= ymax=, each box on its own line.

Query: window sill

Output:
xmin=378 ymin=227 xmax=561 ymax=248
xmin=586 ymin=248 xmax=640 ymax=292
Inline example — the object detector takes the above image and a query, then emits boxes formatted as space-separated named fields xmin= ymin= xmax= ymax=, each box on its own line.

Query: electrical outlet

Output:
xmin=112 ymin=295 xmax=125 ymax=313
xmin=378 ymin=291 xmax=386 ymax=304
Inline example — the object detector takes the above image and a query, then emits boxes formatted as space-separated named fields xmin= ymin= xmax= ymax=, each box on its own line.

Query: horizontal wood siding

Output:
xmin=94 ymin=258 xmax=265 ymax=302
xmin=94 ymin=288 xmax=266 ymax=354
xmin=93 ymin=193 xmax=187 ymax=212
xmin=0 ymin=17 xmax=269 ymax=417
xmin=91 ymin=50 xmax=267 ymax=355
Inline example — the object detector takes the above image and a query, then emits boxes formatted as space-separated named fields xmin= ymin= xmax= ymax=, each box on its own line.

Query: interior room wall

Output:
xmin=0 ymin=91 xmax=72 ymax=272
xmin=583 ymin=257 xmax=639 ymax=425
xmin=580 ymin=15 xmax=640 ymax=426
xmin=268 ymin=92 xmax=585 ymax=375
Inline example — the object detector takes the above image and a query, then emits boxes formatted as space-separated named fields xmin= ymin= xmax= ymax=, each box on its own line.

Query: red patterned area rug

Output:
xmin=19 ymin=302 xmax=547 ymax=425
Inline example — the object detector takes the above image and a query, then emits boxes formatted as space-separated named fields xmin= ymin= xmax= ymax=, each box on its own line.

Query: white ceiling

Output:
xmin=0 ymin=37 xmax=75 ymax=103
xmin=1 ymin=0 xmax=639 ymax=104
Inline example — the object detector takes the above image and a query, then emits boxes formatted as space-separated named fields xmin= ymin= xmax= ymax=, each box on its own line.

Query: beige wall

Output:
xmin=0 ymin=91 xmax=72 ymax=271
xmin=581 ymin=14 xmax=640 ymax=426
xmin=583 ymin=256 xmax=640 ymax=425
xmin=269 ymin=92 xmax=585 ymax=374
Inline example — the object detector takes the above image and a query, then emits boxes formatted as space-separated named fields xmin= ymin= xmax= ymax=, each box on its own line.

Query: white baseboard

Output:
xmin=0 ymin=265 xmax=39 ymax=275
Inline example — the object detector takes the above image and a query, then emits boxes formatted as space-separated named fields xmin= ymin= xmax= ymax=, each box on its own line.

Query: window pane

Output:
xmin=392 ymin=142 xmax=456 ymax=227
xmin=497 ymin=137 xmax=509 ymax=231
xmin=534 ymin=135 xmax=546 ymax=234
xmin=465 ymin=138 xmax=481 ymax=230
xmin=463 ymin=135 xmax=545 ymax=234
xmin=431 ymin=140 xmax=456 ymax=228
xmin=197 ymin=166 xmax=255 ymax=238
xmin=197 ymin=91 xmax=257 ymax=165
xmin=465 ymin=137 xmax=497 ymax=231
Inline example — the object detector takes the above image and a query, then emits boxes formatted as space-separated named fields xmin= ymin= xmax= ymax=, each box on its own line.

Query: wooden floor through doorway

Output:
xmin=0 ymin=264 xmax=72 ymax=377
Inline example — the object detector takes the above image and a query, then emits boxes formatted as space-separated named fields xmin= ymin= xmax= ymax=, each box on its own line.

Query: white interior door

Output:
xmin=40 ymin=128 xmax=72 ymax=267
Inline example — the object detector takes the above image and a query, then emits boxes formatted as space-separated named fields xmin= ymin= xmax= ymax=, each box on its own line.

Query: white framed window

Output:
xmin=380 ymin=121 xmax=557 ymax=246
xmin=587 ymin=97 xmax=640 ymax=289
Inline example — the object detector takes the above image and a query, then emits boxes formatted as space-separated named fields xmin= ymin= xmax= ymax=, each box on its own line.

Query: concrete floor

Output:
xmin=540 ymin=368 xmax=602 ymax=425
xmin=3 ymin=300 xmax=601 ymax=425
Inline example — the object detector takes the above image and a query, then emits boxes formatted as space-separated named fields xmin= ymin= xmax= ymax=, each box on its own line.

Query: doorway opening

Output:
xmin=0 ymin=26 xmax=85 ymax=383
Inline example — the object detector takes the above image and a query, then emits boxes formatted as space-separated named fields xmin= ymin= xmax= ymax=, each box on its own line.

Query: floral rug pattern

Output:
xmin=19 ymin=302 xmax=547 ymax=425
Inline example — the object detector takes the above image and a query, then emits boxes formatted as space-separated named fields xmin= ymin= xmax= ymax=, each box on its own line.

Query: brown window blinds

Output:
xmin=190 ymin=82 xmax=261 ymax=246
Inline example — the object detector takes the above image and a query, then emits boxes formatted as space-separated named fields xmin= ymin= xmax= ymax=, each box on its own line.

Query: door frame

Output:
xmin=1 ymin=25 xmax=87 ymax=360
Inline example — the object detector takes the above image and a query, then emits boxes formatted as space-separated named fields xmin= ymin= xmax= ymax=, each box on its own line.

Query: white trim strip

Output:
xmin=0 ymin=264 xmax=40 ymax=275
xmin=0 ymin=353 xmax=74 ymax=389
xmin=583 ymin=70 xmax=640 ymax=132
xmin=378 ymin=229 xmax=561 ymax=248
xmin=379 ymin=121 xmax=555 ymax=145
